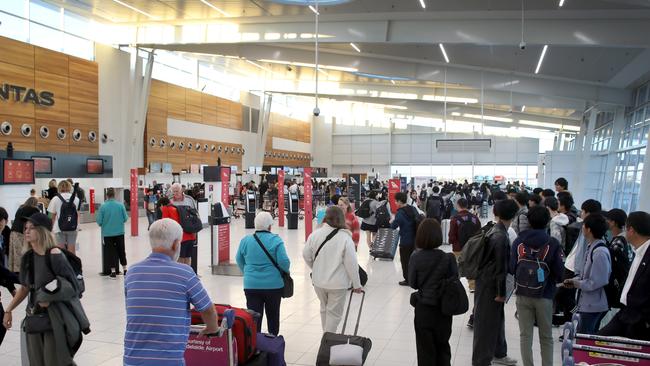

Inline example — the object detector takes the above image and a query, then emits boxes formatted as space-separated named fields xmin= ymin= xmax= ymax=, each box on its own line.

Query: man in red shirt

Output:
xmin=160 ymin=184 xmax=199 ymax=272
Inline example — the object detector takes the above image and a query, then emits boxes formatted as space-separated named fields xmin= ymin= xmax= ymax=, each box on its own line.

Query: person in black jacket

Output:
xmin=391 ymin=192 xmax=418 ymax=286
xmin=599 ymin=211 xmax=650 ymax=340
xmin=409 ymin=218 xmax=458 ymax=366
xmin=472 ymin=199 xmax=519 ymax=366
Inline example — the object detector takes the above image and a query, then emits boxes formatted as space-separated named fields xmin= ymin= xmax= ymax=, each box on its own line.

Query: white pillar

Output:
xmin=601 ymin=107 xmax=626 ymax=209
xmin=638 ymin=130 xmax=650 ymax=212
xmin=572 ymin=107 xmax=598 ymax=204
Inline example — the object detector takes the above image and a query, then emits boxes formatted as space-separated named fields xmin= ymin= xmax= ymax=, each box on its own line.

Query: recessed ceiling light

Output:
xmin=535 ymin=45 xmax=548 ymax=74
xmin=350 ymin=43 xmax=361 ymax=53
xmin=439 ymin=43 xmax=450 ymax=63
xmin=112 ymin=0 xmax=158 ymax=19
xmin=200 ymin=0 xmax=229 ymax=16
xmin=308 ymin=5 xmax=319 ymax=14
xmin=419 ymin=0 xmax=426 ymax=9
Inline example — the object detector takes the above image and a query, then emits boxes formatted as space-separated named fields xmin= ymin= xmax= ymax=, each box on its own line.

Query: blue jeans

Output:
xmin=577 ymin=312 xmax=605 ymax=334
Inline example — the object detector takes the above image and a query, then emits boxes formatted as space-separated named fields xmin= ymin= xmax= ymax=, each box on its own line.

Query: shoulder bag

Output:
xmin=313 ymin=229 xmax=368 ymax=287
xmin=23 ymin=251 xmax=52 ymax=334
xmin=253 ymin=233 xmax=293 ymax=298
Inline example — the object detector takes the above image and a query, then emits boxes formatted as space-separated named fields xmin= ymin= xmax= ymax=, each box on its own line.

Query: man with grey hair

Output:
xmin=170 ymin=183 xmax=199 ymax=273
xmin=124 ymin=218 xmax=218 ymax=365
xmin=236 ymin=212 xmax=290 ymax=335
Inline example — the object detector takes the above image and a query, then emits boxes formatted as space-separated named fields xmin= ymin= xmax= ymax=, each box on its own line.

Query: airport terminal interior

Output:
xmin=1 ymin=0 xmax=650 ymax=365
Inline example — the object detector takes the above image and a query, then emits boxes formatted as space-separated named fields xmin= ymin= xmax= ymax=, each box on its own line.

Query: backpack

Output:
xmin=419 ymin=190 xmax=427 ymax=202
xmin=56 ymin=192 xmax=78 ymax=232
xmin=426 ymin=196 xmax=444 ymax=221
xmin=514 ymin=242 xmax=551 ymax=298
xmin=457 ymin=214 xmax=482 ymax=249
xmin=592 ymin=238 xmax=632 ymax=309
xmin=175 ymin=205 xmax=203 ymax=233
xmin=404 ymin=205 xmax=424 ymax=232
xmin=458 ymin=229 xmax=490 ymax=280
xmin=355 ymin=199 xmax=372 ymax=219
xmin=375 ymin=201 xmax=391 ymax=228
xmin=43 ymin=247 xmax=85 ymax=297
xmin=564 ymin=217 xmax=581 ymax=256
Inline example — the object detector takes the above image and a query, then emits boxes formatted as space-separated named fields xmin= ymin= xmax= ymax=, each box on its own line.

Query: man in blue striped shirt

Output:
xmin=124 ymin=218 xmax=218 ymax=365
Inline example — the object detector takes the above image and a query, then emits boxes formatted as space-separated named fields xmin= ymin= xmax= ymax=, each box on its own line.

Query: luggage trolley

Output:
xmin=185 ymin=309 xmax=237 ymax=366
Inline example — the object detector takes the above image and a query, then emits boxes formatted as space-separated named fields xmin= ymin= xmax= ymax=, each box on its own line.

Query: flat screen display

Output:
xmin=230 ymin=165 xmax=238 ymax=173
xmin=31 ymin=156 xmax=52 ymax=174
xmin=271 ymin=167 xmax=277 ymax=174
xmin=86 ymin=159 xmax=104 ymax=174
xmin=149 ymin=162 xmax=162 ymax=173
xmin=3 ymin=159 xmax=35 ymax=184
xmin=162 ymin=163 xmax=173 ymax=174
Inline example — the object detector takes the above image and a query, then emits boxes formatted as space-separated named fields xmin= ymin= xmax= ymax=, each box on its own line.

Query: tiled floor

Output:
xmin=0 ymin=215 xmax=563 ymax=365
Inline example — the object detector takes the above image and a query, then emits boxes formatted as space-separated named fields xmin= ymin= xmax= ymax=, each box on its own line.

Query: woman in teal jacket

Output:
xmin=236 ymin=212 xmax=290 ymax=335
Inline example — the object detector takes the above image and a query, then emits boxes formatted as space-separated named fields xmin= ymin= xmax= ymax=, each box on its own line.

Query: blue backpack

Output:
xmin=515 ymin=242 xmax=551 ymax=298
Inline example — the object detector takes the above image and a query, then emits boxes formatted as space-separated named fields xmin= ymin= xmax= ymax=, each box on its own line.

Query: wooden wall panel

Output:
xmin=0 ymin=115 xmax=36 ymax=152
xmin=263 ymin=148 xmax=311 ymax=167
xmin=167 ymin=84 xmax=186 ymax=120
xmin=34 ymin=71 xmax=68 ymax=123
xmin=201 ymin=94 xmax=217 ymax=126
xmin=35 ymin=120 xmax=69 ymax=153
xmin=185 ymin=89 xmax=202 ymax=123
xmin=68 ymin=57 xmax=97 ymax=84
xmin=69 ymin=101 xmax=98 ymax=128
xmin=69 ymin=79 xmax=97 ymax=104
xmin=216 ymin=97 xmax=230 ymax=128
xmin=146 ymin=113 xmax=167 ymax=135
xmin=35 ymin=47 xmax=68 ymax=76
xmin=150 ymin=79 xmax=168 ymax=100
xmin=0 ymin=37 xmax=34 ymax=69
xmin=69 ymin=125 xmax=99 ymax=155
xmin=0 ymin=62 xmax=35 ymax=118
xmin=229 ymin=101 xmax=242 ymax=130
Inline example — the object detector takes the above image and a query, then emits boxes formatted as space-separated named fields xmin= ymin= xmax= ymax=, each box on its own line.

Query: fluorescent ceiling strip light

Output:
xmin=519 ymin=119 xmax=580 ymax=131
xmin=112 ymin=0 xmax=157 ymax=19
xmin=308 ymin=5 xmax=319 ymax=14
xmin=350 ymin=43 xmax=361 ymax=53
xmin=419 ymin=0 xmax=426 ymax=9
xmin=200 ymin=0 xmax=229 ymax=16
xmin=439 ymin=43 xmax=450 ymax=63
xmin=257 ymin=59 xmax=358 ymax=72
xmin=463 ymin=113 xmax=513 ymax=123
xmin=384 ymin=105 xmax=407 ymax=110
xmin=535 ymin=45 xmax=548 ymax=74
xmin=423 ymin=95 xmax=478 ymax=104
xmin=559 ymin=0 xmax=565 ymax=6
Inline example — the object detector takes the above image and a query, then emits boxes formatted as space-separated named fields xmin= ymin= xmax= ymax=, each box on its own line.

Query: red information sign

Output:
xmin=130 ymin=168 xmax=138 ymax=236
xmin=218 ymin=167 xmax=231 ymax=264
xmin=278 ymin=170 xmax=285 ymax=228
xmin=388 ymin=178 xmax=400 ymax=214
xmin=89 ymin=188 xmax=95 ymax=214
xmin=304 ymin=168 xmax=313 ymax=241
xmin=2 ymin=159 xmax=34 ymax=184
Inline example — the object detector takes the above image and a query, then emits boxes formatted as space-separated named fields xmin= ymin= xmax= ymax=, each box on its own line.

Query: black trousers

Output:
xmin=414 ymin=303 xmax=452 ymax=366
xmin=553 ymin=268 xmax=576 ymax=325
xmin=400 ymin=245 xmax=414 ymax=281
xmin=472 ymin=278 xmax=507 ymax=366
xmin=104 ymin=235 xmax=127 ymax=271
xmin=245 ymin=288 xmax=282 ymax=336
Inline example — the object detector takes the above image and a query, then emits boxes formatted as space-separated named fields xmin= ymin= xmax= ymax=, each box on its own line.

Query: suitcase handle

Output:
xmin=341 ymin=290 xmax=365 ymax=336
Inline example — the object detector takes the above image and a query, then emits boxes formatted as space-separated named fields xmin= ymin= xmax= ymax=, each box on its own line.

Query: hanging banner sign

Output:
xmin=388 ymin=178 xmax=400 ymax=214
xmin=278 ymin=170 xmax=285 ymax=227
xmin=304 ymin=167 xmax=313 ymax=241
xmin=130 ymin=169 xmax=138 ymax=236
xmin=218 ymin=167 xmax=231 ymax=264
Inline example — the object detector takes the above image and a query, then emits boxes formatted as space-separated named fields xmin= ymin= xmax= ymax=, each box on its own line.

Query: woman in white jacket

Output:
xmin=303 ymin=206 xmax=363 ymax=333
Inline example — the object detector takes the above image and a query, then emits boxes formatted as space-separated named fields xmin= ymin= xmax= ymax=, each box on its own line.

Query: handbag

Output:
xmin=253 ymin=233 xmax=293 ymax=298
xmin=438 ymin=254 xmax=469 ymax=316
xmin=23 ymin=311 xmax=52 ymax=334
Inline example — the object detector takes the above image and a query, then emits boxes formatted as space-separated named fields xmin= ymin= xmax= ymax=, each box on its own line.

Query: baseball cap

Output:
xmin=24 ymin=212 xmax=53 ymax=231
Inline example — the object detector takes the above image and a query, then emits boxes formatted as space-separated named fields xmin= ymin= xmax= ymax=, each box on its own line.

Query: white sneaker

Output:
xmin=492 ymin=356 xmax=518 ymax=365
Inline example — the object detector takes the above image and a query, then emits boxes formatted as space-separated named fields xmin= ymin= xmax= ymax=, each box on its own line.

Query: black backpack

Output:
xmin=375 ymin=201 xmax=391 ymax=228
xmin=514 ymin=242 xmax=551 ymax=298
xmin=564 ymin=215 xmax=581 ymax=256
xmin=404 ymin=205 xmax=424 ymax=232
xmin=57 ymin=192 xmax=78 ymax=232
xmin=355 ymin=199 xmax=372 ymax=219
xmin=457 ymin=214 xmax=482 ymax=249
xmin=175 ymin=205 xmax=203 ymax=233
xmin=426 ymin=196 xmax=444 ymax=221
xmin=592 ymin=237 xmax=632 ymax=309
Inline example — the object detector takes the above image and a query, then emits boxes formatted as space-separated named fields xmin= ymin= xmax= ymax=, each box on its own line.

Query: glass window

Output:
xmin=63 ymin=10 xmax=90 ymax=35
xmin=29 ymin=22 xmax=62 ymax=51
xmin=0 ymin=11 xmax=29 ymax=42
xmin=29 ymin=0 xmax=61 ymax=29
xmin=63 ymin=33 xmax=93 ymax=60
xmin=0 ymin=0 xmax=27 ymax=17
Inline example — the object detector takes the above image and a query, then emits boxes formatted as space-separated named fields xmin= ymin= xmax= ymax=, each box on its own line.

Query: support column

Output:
xmin=128 ymin=49 xmax=154 ymax=172
xmin=256 ymin=92 xmax=272 ymax=167
xmin=572 ymin=107 xmax=598 ymax=204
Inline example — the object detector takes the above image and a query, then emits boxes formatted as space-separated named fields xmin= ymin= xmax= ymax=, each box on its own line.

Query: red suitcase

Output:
xmin=192 ymin=304 xmax=258 ymax=365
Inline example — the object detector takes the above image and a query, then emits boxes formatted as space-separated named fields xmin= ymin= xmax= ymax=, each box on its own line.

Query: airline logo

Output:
xmin=390 ymin=181 xmax=399 ymax=189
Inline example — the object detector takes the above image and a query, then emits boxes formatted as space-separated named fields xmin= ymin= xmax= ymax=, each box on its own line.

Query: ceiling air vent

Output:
xmin=436 ymin=139 xmax=492 ymax=153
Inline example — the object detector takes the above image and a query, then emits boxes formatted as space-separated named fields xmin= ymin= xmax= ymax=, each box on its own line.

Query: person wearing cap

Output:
xmin=96 ymin=188 xmax=129 ymax=278
xmin=2 ymin=213 xmax=83 ymax=365
xmin=0 ymin=207 xmax=19 ymax=346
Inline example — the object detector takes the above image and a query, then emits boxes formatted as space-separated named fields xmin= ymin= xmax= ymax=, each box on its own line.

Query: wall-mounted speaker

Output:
xmin=178 ymin=141 xmax=185 ymax=151
xmin=170 ymin=140 xmax=176 ymax=149
xmin=195 ymin=143 xmax=201 ymax=152
xmin=218 ymin=145 xmax=222 ymax=152
xmin=210 ymin=145 xmax=216 ymax=152
xmin=72 ymin=129 xmax=82 ymax=142
xmin=187 ymin=142 xmax=193 ymax=150
xmin=20 ymin=123 xmax=32 ymax=137
xmin=101 ymin=133 xmax=108 ymax=143
xmin=160 ymin=138 xmax=166 ymax=148
xmin=203 ymin=144 xmax=208 ymax=152
xmin=88 ymin=131 xmax=97 ymax=142
xmin=40 ymin=126 xmax=50 ymax=139
xmin=149 ymin=137 xmax=156 ymax=147
xmin=1 ymin=121 xmax=12 ymax=135
xmin=56 ymin=128 xmax=66 ymax=140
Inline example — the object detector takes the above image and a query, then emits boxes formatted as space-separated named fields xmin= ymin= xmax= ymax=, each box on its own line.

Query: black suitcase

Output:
xmin=316 ymin=290 xmax=372 ymax=366
xmin=243 ymin=351 xmax=268 ymax=365
xmin=370 ymin=228 xmax=399 ymax=260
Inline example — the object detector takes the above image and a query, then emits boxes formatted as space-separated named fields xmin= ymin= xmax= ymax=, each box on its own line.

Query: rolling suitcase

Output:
xmin=480 ymin=201 xmax=488 ymax=219
xmin=191 ymin=304 xmax=259 ymax=365
xmin=185 ymin=309 xmax=238 ymax=366
xmin=242 ymin=351 xmax=269 ymax=366
xmin=316 ymin=290 xmax=372 ymax=366
xmin=256 ymin=333 xmax=286 ymax=366
xmin=370 ymin=228 xmax=399 ymax=260
xmin=441 ymin=219 xmax=451 ymax=245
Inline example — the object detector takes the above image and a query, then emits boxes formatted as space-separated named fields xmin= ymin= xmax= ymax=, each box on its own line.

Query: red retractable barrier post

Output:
xmin=304 ymin=167 xmax=313 ymax=241
xmin=388 ymin=178 xmax=400 ymax=214
xmin=278 ymin=170 xmax=285 ymax=227
xmin=218 ymin=167 xmax=231 ymax=264
xmin=89 ymin=188 xmax=95 ymax=214
xmin=130 ymin=168 xmax=138 ymax=236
